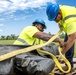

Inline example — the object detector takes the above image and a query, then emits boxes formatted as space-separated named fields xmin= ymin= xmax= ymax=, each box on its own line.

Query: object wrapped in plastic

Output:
xmin=0 ymin=43 xmax=59 ymax=75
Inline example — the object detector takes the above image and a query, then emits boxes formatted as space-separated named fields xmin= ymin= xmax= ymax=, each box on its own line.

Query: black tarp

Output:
xmin=0 ymin=44 xmax=58 ymax=75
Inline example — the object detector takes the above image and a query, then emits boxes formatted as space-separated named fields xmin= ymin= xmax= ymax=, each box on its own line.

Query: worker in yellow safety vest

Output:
xmin=46 ymin=3 xmax=76 ymax=72
xmin=14 ymin=18 xmax=63 ymax=45
xmin=13 ymin=18 xmax=63 ymax=75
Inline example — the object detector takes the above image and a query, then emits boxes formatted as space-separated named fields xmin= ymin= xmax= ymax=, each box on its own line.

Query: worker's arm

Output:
xmin=33 ymin=32 xmax=64 ymax=44
xmin=54 ymin=38 xmax=64 ymax=46
xmin=33 ymin=32 xmax=52 ymax=41
xmin=62 ymin=32 xmax=76 ymax=54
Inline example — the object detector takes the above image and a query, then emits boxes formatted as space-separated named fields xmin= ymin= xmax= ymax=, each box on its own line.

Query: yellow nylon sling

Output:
xmin=37 ymin=47 xmax=71 ymax=73
xmin=0 ymin=30 xmax=71 ymax=73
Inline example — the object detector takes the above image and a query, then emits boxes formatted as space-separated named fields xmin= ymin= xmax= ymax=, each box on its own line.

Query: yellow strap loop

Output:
xmin=37 ymin=48 xmax=71 ymax=73
xmin=0 ymin=30 xmax=71 ymax=73
xmin=58 ymin=47 xmax=71 ymax=73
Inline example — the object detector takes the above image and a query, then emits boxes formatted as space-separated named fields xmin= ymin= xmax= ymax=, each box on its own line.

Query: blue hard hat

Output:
xmin=33 ymin=19 xmax=47 ymax=29
xmin=46 ymin=3 xmax=59 ymax=21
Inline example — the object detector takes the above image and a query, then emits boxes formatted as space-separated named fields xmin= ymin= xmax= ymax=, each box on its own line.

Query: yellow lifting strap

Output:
xmin=0 ymin=30 xmax=71 ymax=73
xmin=37 ymin=48 xmax=71 ymax=74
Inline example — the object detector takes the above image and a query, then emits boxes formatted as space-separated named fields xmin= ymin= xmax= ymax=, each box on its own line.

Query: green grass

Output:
xmin=0 ymin=40 xmax=15 ymax=44
xmin=0 ymin=40 xmax=76 ymax=57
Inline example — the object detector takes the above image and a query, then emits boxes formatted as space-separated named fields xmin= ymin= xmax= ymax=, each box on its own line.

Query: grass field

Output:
xmin=0 ymin=40 xmax=76 ymax=57
xmin=0 ymin=40 xmax=15 ymax=44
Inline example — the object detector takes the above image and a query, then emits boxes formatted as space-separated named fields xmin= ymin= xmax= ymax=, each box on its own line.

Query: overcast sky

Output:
xmin=0 ymin=0 xmax=76 ymax=36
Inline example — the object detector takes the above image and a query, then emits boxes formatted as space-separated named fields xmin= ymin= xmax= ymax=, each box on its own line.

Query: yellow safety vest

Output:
xmin=14 ymin=26 xmax=43 ymax=45
xmin=58 ymin=5 xmax=76 ymax=32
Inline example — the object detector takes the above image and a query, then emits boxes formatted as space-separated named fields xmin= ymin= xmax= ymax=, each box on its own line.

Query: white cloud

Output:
xmin=0 ymin=0 xmax=56 ymax=21
xmin=0 ymin=0 xmax=56 ymax=13
xmin=0 ymin=24 xmax=4 ymax=27
xmin=14 ymin=14 xmax=32 ymax=20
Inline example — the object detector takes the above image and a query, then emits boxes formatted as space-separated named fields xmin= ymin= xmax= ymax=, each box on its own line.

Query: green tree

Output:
xmin=0 ymin=36 xmax=6 ymax=40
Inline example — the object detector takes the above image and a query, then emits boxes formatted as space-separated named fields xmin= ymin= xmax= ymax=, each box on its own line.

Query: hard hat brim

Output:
xmin=48 ymin=16 xmax=56 ymax=21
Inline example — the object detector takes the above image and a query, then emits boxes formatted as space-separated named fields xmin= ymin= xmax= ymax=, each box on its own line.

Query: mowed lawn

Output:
xmin=0 ymin=40 xmax=76 ymax=57
xmin=0 ymin=40 xmax=15 ymax=44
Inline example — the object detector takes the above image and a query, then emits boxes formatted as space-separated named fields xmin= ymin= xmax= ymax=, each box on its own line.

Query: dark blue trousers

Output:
xmin=64 ymin=34 xmax=74 ymax=68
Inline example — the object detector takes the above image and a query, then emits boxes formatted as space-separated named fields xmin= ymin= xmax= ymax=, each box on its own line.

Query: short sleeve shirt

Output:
xmin=14 ymin=26 xmax=43 ymax=45
xmin=66 ymin=22 xmax=76 ymax=35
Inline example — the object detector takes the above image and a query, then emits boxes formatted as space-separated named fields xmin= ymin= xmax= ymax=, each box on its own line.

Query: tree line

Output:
xmin=0 ymin=32 xmax=65 ymax=40
xmin=0 ymin=34 xmax=18 ymax=40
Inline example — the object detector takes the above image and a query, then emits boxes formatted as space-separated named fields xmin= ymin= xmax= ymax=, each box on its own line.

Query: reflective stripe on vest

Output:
xmin=17 ymin=38 xmax=37 ymax=45
xmin=63 ymin=14 xmax=76 ymax=22
xmin=17 ymin=38 xmax=28 ymax=45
